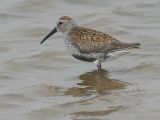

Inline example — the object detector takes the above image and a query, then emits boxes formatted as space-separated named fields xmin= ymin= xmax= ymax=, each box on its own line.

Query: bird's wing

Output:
xmin=70 ymin=27 xmax=129 ymax=54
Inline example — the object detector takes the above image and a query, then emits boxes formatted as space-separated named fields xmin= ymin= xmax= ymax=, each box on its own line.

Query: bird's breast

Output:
xmin=64 ymin=36 xmax=80 ymax=54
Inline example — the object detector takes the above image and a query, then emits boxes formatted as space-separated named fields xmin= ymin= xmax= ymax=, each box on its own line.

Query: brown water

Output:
xmin=0 ymin=0 xmax=160 ymax=120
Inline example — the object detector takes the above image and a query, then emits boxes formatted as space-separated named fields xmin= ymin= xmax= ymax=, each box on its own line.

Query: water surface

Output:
xmin=0 ymin=0 xmax=160 ymax=120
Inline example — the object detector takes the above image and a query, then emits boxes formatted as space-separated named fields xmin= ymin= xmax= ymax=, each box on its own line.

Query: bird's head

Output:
xmin=40 ymin=16 xmax=77 ymax=44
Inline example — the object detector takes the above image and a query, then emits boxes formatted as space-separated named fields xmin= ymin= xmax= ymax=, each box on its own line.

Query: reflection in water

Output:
xmin=72 ymin=106 xmax=123 ymax=118
xmin=65 ymin=69 xmax=127 ymax=119
xmin=66 ymin=69 xmax=127 ymax=97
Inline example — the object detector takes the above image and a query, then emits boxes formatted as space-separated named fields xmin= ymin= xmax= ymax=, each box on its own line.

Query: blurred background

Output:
xmin=0 ymin=0 xmax=160 ymax=120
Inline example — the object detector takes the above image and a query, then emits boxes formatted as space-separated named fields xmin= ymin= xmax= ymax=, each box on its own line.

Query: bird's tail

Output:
xmin=116 ymin=42 xmax=141 ymax=49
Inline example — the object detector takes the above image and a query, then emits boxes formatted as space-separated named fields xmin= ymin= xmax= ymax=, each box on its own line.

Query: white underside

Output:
xmin=93 ymin=50 xmax=130 ymax=63
xmin=104 ymin=50 xmax=130 ymax=62
xmin=93 ymin=50 xmax=129 ymax=67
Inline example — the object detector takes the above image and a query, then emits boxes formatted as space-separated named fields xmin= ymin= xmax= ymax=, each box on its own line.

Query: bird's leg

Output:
xmin=94 ymin=60 xmax=102 ymax=70
xmin=97 ymin=63 xmax=101 ymax=70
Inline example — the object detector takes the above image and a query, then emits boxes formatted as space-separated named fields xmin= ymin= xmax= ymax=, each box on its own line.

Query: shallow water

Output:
xmin=0 ymin=0 xmax=160 ymax=120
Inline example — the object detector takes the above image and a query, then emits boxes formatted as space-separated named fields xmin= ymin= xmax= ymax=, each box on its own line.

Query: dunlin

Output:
xmin=40 ymin=16 xmax=140 ymax=70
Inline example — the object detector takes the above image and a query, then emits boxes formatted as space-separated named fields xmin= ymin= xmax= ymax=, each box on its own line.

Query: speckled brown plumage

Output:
xmin=41 ymin=16 xmax=141 ymax=70
xmin=68 ymin=27 xmax=140 ymax=53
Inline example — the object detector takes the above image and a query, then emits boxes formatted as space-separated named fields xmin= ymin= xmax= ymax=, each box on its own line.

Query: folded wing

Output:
xmin=70 ymin=27 xmax=140 ymax=54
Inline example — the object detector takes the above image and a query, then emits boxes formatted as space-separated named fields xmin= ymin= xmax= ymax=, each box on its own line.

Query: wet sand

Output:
xmin=0 ymin=0 xmax=160 ymax=120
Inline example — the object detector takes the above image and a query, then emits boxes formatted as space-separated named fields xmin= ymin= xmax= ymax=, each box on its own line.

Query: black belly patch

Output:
xmin=72 ymin=54 xmax=96 ymax=62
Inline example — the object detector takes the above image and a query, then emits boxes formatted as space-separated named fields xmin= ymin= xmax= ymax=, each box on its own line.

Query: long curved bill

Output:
xmin=40 ymin=27 xmax=57 ymax=44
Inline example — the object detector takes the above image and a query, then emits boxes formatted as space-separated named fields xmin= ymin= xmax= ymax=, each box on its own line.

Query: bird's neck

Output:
xmin=63 ymin=23 xmax=78 ymax=35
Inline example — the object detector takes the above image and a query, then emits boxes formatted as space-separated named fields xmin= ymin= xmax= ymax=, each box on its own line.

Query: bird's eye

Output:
xmin=59 ymin=22 xmax=63 ymax=25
